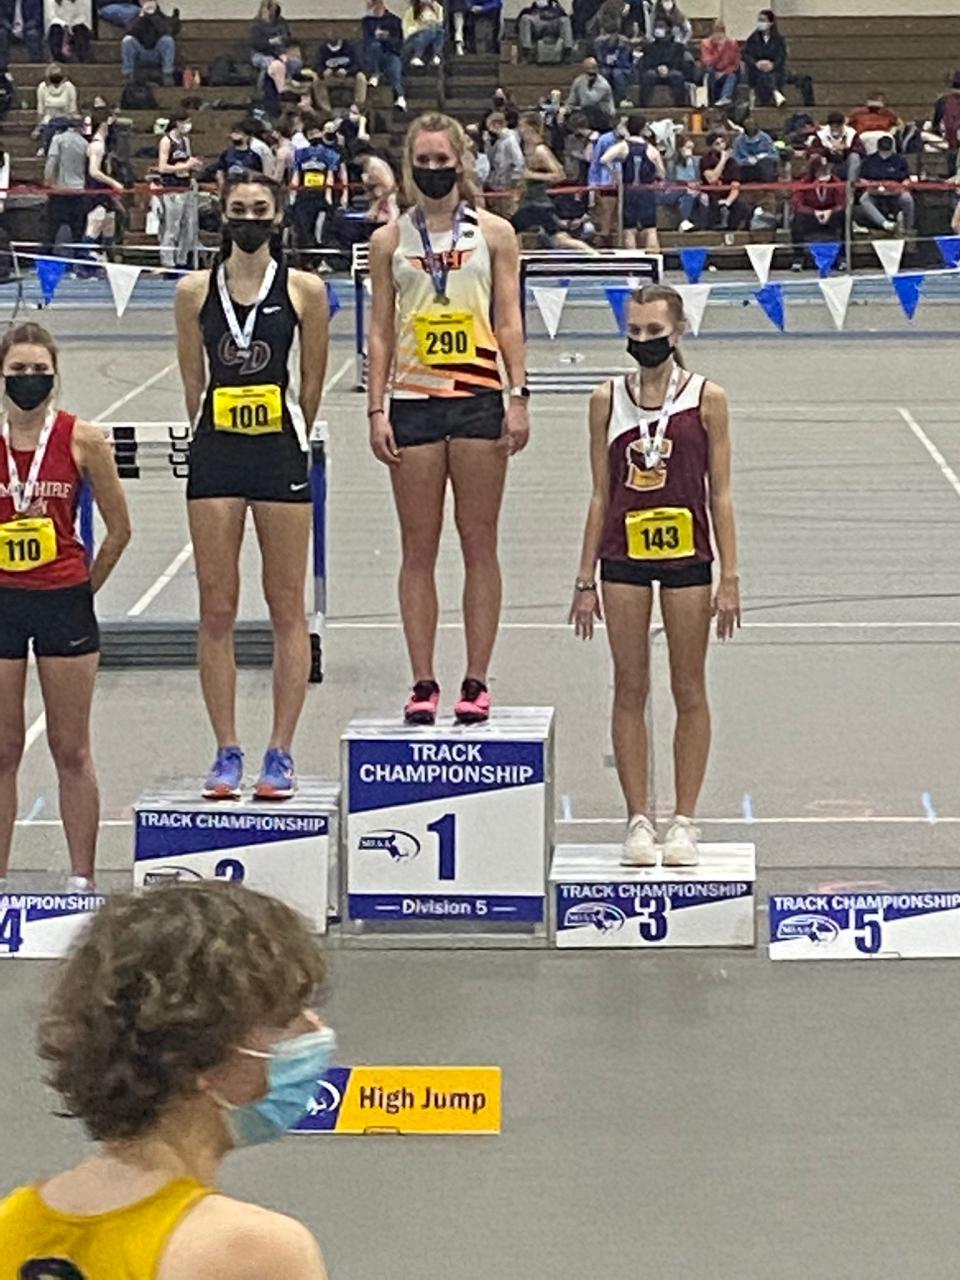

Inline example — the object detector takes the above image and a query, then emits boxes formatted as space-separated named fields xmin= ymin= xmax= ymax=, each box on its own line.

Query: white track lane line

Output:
xmin=898 ymin=406 xmax=960 ymax=500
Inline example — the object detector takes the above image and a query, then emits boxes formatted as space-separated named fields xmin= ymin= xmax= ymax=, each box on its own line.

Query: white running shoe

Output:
xmin=368 ymin=74 xmax=380 ymax=87
xmin=661 ymin=816 xmax=700 ymax=867
xmin=431 ymin=54 xmax=441 ymax=65
xmin=678 ymin=218 xmax=694 ymax=232
xmin=773 ymin=89 xmax=786 ymax=106
xmin=410 ymin=55 xmax=424 ymax=66
xmin=396 ymin=94 xmax=407 ymax=110
xmin=621 ymin=814 xmax=657 ymax=867
xmin=455 ymin=40 xmax=464 ymax=54
xmin=66 ymin=875 xmax=95 ymax=892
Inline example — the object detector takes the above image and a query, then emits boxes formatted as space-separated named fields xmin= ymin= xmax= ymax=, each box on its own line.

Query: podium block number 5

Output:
xmin=426 ymin=813 xmax=457 ymax=882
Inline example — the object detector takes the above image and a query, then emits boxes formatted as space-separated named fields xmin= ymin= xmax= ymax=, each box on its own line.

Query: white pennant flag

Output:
xmin=674 ymin=283 xmax=711 ymax=337
xmin=873 ymin=238 xmax=904 ymax=278
xmin=531 ymin=284 xmax=568 ymax=340
xmin=746 ymin=242 xmax=775 ymax=287
xmin=105 ymin=263 xmax=142 ymax=318
xmin=818 ymin=275 xmax=853 ymax=330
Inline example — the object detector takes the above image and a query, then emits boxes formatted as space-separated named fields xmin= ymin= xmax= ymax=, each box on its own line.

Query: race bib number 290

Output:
xmin=413 ymin=311 xmax=476 ymax=365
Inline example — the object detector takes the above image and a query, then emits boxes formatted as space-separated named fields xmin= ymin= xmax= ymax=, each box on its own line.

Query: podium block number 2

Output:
xmin=426 ymin=813 xmax=457 ymax=882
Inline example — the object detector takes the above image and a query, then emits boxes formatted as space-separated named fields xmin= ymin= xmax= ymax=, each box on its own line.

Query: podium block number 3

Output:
xmin=426 ymin=813 xmax=457 ymax=882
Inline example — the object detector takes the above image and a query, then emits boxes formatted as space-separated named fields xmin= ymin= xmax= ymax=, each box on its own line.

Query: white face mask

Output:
xmin=180 ymin=121 xmax=192 ymax=134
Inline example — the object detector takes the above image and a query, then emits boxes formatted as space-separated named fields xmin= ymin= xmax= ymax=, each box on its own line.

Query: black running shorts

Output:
xmin=512 ymin=202 xmax=562 ymax=238
xmin=390 ymin=392 xmax=504 ymax=447
xmin=0 ymin=582 xmax=100 ymax=659
xmin=187 ymin=430 xmax=311 ymax=503
xmin=600 ymin=559 xmax=713 ymax=588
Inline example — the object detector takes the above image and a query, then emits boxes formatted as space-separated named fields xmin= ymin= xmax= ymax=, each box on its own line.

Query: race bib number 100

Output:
xmin=413 ymin=312 xmax=476 ymax=366
xmin=625 ymin=507 xmax=695 ymax=561
xmin=0 ymin=517 xmax=58 ymax=573
xmin=213 ymin=384 xmax=283 ymax=435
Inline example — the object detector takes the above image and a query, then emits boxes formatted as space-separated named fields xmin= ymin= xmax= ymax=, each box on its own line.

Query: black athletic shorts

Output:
xmin=600 ymin=559 xmax=713 ymax=588
xmin=187 ymin=429 xmax=311 ymax=503
xmin=0 ymin=582 xmax=100 ymax=660
xmin=390 ymin=392 xmax=504 ymax=447
xmin=512 ymin=202 xmax=561 ymax=238
xmin=623 ymin=189 xmax=658 ymax=231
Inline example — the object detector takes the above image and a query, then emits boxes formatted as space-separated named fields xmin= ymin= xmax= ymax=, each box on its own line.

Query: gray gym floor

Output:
xmin=3 ymin=281 xmax=960 ymax=1278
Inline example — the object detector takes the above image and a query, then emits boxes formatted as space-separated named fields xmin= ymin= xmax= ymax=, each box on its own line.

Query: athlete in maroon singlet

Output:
xmin=569 ymin=284 xmax=740 ymax=868
xmin=0 ymin=323 xmax=130 ymax=891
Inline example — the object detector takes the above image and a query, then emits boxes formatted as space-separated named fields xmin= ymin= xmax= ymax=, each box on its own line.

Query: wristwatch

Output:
xmin=574 ymin=578 xmax=597 ymax=593
xmin=509 ymin=385 xmax=530 ymax=400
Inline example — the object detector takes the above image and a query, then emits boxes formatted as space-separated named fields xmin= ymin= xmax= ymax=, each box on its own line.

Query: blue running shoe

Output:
xmin=255 ymin=748 xmax=296 ymax=800
xmin=203 ymin=746 xmax=244 ymax=800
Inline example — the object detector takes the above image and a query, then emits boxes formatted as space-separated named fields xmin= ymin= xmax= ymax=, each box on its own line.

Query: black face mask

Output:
xmin=230 ymin=138 xmax=245 ymax=149
xmin=49 ymin=74 xmax=63 ymax=85
xmin=412 ymin=165 xmax=458 ymax=200
xmin=5 ymin=373 xmax=54 ymax=411
xmin=225 ymin=218 xmax=275 ymax=254
xmin=627 ymin=336 xmax=674 ymax=368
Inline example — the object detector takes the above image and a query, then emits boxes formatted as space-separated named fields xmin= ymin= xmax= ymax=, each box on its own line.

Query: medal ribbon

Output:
xmin=412 ymin=202 xmax=464 ymax=303
xmin=637 ymin=364 xmax=683 ymax=469
xmin=217 ymin=257 xmax=278 ymax=352
xmin=2 ymin=411 xmax=57 ymax=515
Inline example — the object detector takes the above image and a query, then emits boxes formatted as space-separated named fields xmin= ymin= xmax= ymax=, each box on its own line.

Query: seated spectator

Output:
xmin=313 ymin=34 xmax=368 ymax=108
xmin=564 ymin=56 xmax=615 ymax=129
xmin=97 ymin=0 xmax=138 ymax=27
xmin=638 ymin=18 xmax=694 ymax=108
xmin=601 ymin=112 xmax=665 ymax=250
xmin=743 ymin=8 xmax=785 ymax=108
xmin=662 ymin=132 xmax=701 ymax=230
xmin=932 ymin=70 xmax=960 ymax=175
xmin=36 ymin=63 xmax=77 ymax=155
xmin=0 ymin=0 xmax=42 ymax=63
xmin=518 ymin=0 xmax=573 ymax=66
xmin=813 ymin=111 xmax=863 ymax=180
xmin=620 ymin=0 xmax=653 ymax=41
xmin=261 ymin=40 xmax=305 ymax=115
xmin=121 ymin=0 xmax=180 ymax=86
xmin=337 ymin=101 xmax=370 ymax=154
xmin=857 ymin=134 xmax=914 ymax=233
xmin=362 ymin=0 xmax=406 ymax=111
xmin=700 ymin=18 xmax=741 ymax=107
xmin=484 ymin=109 xmax=524 ymax=216
xmin=513 ymin=111 xmax=594 ymax=250
xmin=216 ymin=122 xmax=264 ymax=187
xmin=402 ymin=0 xmax=444 ymax=66
xmin=593 ymin=19 xmax=632 ymax=106
xmin=250 ymin=1 xmax=290 ymax=73
xmin=48 ymin=0 xmax=92 ymax=62
xmin=732 ymin=116 xmax=779 ymax=184
xmin=791 ymin=152 xmax=844 ymax=269
xmin=449 ymin=0 xmax=501 ymax=56
xmin=700 ymin=129 xmax=747 ymax=229
xmin=848 ymin=91 xmax=901 ymax=153
xmin=652 ymin=0 xmax=690 ymax=43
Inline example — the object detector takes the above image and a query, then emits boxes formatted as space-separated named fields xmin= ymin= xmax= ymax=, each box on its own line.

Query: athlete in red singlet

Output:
xmin=569 ymin=284 xmax=740 ymax=868
xmin=0 ymin=323 xmax=130 ymax=891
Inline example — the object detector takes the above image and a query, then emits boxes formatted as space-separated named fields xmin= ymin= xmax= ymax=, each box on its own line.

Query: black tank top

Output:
xmin=196 ymin=257 xmax=300 ymax=440
xmin=162 ymin=130 xmax=191 ymax=188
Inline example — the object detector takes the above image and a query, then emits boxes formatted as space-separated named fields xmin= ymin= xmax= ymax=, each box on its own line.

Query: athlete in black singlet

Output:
xmin=175 ymin=172 xmax=329 ymax=802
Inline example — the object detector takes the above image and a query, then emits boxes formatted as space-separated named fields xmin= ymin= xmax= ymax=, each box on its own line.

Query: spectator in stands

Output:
xmin=121 ymin=0 xmax=179 ymax=86
xmin=44 ymin=113 xmax=88 ymax=253
xmin=814 ymin=110 xmax=863 ymax=180
xmin=291 ymin=115 xmax=347 ymax=258
xmin=518 ymin=0 xmax=574 ymax=65
xmin=601 ymin=112 xmax=664 ymax=250
xmin=662 ymin=132 xmax=701 ymax=230
xmin=156 ymin=110 xmax=200 ymax=267
xmin=484 ymin=109 xmax=524 ymax=215
xmin=742 ymin=8 xmax=786 ymax=108
xmin=848 ymin=91 xmax=901 ymax=153
xmin=699 ymin=18 xmax=741 ymax=107
xmin=791 ymin=151 xmax=844 ymax=269
xmin=652 ymin=0 xmax=690 ymax=43
xmin=248 ymin=120 xmax=274 ymax=171
xmin=269 ymin=119 xmax=296 ymax=182
xmin=449 ymin=0 xmax=501 ymax=57
xmin=35 ymin=63 xmax=77 ymax=155
xmin=216 ymin=122 xmax=264 ymax=187
xmin=620 ymin=0 xmax=653 ymax=41
xmin=701 ymin=129 xmax=747 ymax=229
xmin=313 ymin=34 xmax=368 ymax=108
xmin=362 ymin=0 xmax=407 ymax=111
xmin=97 ymin=0 xmax=138 ymax=27
xmin=337 ymin=101 xmax=370 ymax=151
xmin=857 ymin=134 xmax=914 ymax=233
xmin=402 ymin=0 xmax=444 ymax=66
xmin=732 ymin=116 xmax=779 ymax=184
xmin=638 ymin=16 xmax=693 ymax=108
xmin=250 ymin=1 xmax=290 ymax=73
xmin=0 ymin=0 xmax=42 ymax=63
xmin=465 ymin=122 xmax=490 ymax=183
xmin=353 ymin=140 xmax=398 ymax=221
xmin=261 ymin=40 xmax=305 ymax=116
xmin=48 ymin=0 xmax=92 ymax=62
xmin=593 ymin=17 xmax=632 ymax=106
xmin=932 ymin=70 xmax=960 ymax=177
xmin=565 ymin=56 xmax=615 ymax=128
xmin=588 ymin=112 xmax=621 ymax=243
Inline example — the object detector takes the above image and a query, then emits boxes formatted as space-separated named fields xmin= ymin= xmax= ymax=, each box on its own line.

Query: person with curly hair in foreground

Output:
xmin=0 ymin=882 xmax=333 ymax=1279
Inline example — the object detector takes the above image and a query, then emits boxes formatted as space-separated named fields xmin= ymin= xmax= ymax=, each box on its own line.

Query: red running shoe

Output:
xmin=404 ymin=680 xmax=441 ymax=725
xmin=454 ymin=678 xmax=491 ymax=725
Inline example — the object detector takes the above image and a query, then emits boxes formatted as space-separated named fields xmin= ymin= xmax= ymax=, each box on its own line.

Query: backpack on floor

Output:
xmin=208 ymin=54 xmax=257 ymax=87
xmin=120 ymin=81 xmax=158 ymax=111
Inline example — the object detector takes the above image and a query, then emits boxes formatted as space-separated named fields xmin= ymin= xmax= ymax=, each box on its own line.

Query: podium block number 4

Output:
xmin=0 ymin=907 xmax=23 ymax=954
xmin=426 ymin=813 xmax=457 ymax=882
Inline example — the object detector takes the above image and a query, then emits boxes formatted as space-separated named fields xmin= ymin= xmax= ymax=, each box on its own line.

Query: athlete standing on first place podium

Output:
xmin=366 ymin=113 xmax=530 ymax=727
xmin=569 ymin=284 xmax=740 ymax=868
xmin=175 ymin=172 xmax=329 ymax=802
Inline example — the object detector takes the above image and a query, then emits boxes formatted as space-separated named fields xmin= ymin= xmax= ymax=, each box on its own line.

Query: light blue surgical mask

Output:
xmin=213 ymin=1027 xmax=337 ymax=1148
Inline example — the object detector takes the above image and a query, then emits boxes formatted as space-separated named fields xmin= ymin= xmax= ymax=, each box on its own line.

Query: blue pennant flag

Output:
xmin=808 ymin=241 xmax=840 ymax=277
xmin=754 ymin=282 xmax=785 ymax=331
xmin=325 ymin=280 xmax=341 ymax=320
xmin=892 ymin=272 xmax=924 ymax=320
xmin=36 ymin=257 xmax=67 ymax=305
xmin=605 ymin=285 xmax=632 ymax=336
xmin=935 ymin=236 xmax=960 ymax=270
xmin=679 ymin=247 xmax=709 ymax=284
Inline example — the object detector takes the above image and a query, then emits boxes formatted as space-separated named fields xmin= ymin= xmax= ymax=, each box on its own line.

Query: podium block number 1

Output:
xmin=426 ymin=813 xmax=457 ymax=882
